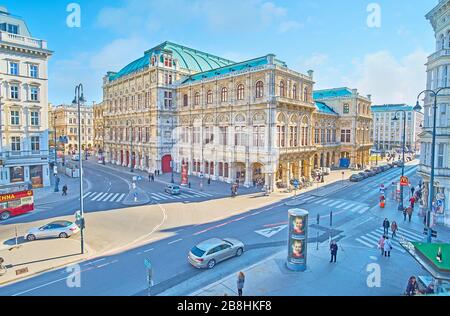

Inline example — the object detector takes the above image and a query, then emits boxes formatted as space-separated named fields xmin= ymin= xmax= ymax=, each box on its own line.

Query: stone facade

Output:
xmin=418 ymin=0 xmax=450 ymax=227
xmin=0 ymin=7 xmax=52 ymax=188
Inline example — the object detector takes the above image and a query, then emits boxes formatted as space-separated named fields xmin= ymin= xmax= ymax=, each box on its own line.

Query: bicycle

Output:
xmin=0 ymin=257 xmax=7 ymax=276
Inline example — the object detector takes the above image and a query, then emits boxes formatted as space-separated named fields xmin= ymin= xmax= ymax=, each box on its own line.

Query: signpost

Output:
xmin=400 ymin=176 xmax=409 ymax=187
xmin=293 ymin=179 xmax=299 ymax=197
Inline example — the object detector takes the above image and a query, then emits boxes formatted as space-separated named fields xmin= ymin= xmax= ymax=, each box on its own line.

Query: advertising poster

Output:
xmin=287 ymin=209 xmax=309 ymax=271
xmin=181 ymin=164 xmax=188 ymax=186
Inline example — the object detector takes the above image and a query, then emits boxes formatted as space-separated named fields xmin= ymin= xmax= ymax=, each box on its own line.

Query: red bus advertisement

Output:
xmin=0 ymin=190 xmax=34 ymax=221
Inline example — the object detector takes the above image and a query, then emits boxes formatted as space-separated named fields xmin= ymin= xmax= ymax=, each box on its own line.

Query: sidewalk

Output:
xmin=187 ymin=242 xmax=424 ymax=296
xmin=33 ymin=173 xmax=89 ymax=206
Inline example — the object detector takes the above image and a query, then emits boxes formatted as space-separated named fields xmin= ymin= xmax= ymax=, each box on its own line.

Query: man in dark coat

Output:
xmin=383 ymin=218 xmax=390 ymax=235
xmin=330 ymin=240 xmax=338 ymax=263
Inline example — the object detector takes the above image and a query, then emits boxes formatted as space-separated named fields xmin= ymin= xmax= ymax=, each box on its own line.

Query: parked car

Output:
xmin=358 ymin=172 xmax=368 ymax=179
xmin=165 ymin=184 xmax=181 ymax=195
xmin=188 ymin=238 xmax=245 ymax=269
xmin=71 ymin=154 xmax=80 ymax=161
xmin=364 ymin=169 xmax=375 ymax=177
xmin=349 ymin=174 xmax=362 ymax=182
xmin=26 ymin=221 xmax=80 ymax=241
xmin=372 ymin=167 xmax=382 ymax=174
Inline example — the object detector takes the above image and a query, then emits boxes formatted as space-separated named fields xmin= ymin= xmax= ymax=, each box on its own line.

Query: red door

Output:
xmin=162 ymin=155 xmax=172 ymax=173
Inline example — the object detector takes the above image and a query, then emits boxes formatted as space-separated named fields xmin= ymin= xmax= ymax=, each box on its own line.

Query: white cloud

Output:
xmin=279 ymin=20 xmax=303 ymax=33
xmin=348 ymin=49 xmax=428 ymax=104
xmin=303 ymin=53 xmax=329 ymax=69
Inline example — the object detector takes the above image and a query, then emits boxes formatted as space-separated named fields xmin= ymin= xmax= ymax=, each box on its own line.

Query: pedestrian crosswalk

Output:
xmin=83 ymin=192 xmax=126 ymax=203
xmin=149 ymin=190 xmax=213 ymax=201
xmin=354 ymin=226 xmax=424 ymax=253
xmin=297 ymin=195 xmax=371 ymax=214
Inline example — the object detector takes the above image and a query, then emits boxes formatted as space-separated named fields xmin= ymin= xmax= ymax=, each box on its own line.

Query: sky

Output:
xmin=2 ymin=0 xmax=438 ymax=106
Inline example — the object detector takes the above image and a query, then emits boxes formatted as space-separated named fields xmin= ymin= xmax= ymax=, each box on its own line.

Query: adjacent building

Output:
xmin=52 ymin=104 xmax=94 ymax=155
xmin=371 ymin=104 xmax=423 ymax=153
xmin=93 ymin=102 xmax=105 ymax=155
xmin=313 ymin=88 xmax=373 ymax=169
xmin=0 ymin=6 xmax=52 ymax=188
xmin=418 ymin=0 xmax=450 ymax=226
xmin=102 ymin=41 xmax=372 ymax=190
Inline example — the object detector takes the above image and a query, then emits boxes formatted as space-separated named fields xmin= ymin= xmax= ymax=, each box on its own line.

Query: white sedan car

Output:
xmin=26 ymin=221 xmax=80 ymax=241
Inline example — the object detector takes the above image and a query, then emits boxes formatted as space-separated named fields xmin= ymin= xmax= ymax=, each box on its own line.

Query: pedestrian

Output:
xmin=411 ymin=186 xmax=415 ymax=197
xmin=62 ymin=184 xmax=68 ymax=196
xmin=409 ymin=196 xmax=416 ymax=209
xmin=148 ymin=173 xmax=151 ymax=182
xmin=407 ymin=206 xmax=413 ymax=222
xmin=330 ymin=240 xmax=338 ymax=263
xmin=405 ymin=276 xmax=419 ymax=296
xmin=383 ymin=218 xmax=390 ymax=235
xmin=403 ymin=207 xmax=408 ymax=222
xmin=152 ymin=174 xmax=155 ymax=182
xmin=422 ymin=283 xmax=435 ymax=295
xmin=237 ymin=272 xmax=245 ymax=296
xmin=378 ymin=235 xmax=386 ymax=255
xmin=383 ymin=236 xmax=392 ymax=257
xmin=188 ymin=182 xmax=191 ymax=188
xmin=391 ymin=221 xmax=398 ymax=238
xmin=208 ymin=178 xmax=211 ymax=186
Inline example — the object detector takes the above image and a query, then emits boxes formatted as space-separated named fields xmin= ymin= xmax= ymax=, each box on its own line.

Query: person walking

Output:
xmin=378 ymin=235 xmax=386 ymax=255
xmin=411 ymin=186 xmax=415 ymax=198
xmin=62 ymin=184 xmax=68 ymax=196
xmin=407 ymin=206 xmax=413 ymax=223
xmin=409 ymin=196 xmax=416 ymax=210
xmin=208 ymin=178 xmax=211 ymax=186
xmin=237 ymin=272 xmax=245 ymax=296
xmin=151 ymin=174 xmax=155 ymax=182
xmin=330 ymin=240 xmax=338 ymax=263
xmin=148 ymin=173 xmax=151 ymax=182
xmin=383 ymin=236 xmax=392 ymax=257
xmin=383 ymin=218 xmax=390 ymax=235
xmin=403 ymin=207 xmax=408 ymax=222
xmin=391 ymin=221 xmax=398 ymax=238
xmin=405 ymin=276 xmax=419 ymax=296
xmin=188 ymin=182 xmax=191 ymax=189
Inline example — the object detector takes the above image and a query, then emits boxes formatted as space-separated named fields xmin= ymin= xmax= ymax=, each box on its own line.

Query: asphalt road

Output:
xmin=0 ymin=163 xmax=424 ymax=296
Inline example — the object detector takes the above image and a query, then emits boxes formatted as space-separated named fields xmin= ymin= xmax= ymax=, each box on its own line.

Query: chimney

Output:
xmin=367 ymin=94 xmax=372 ymax=101
xmin=307 ymin=70 xmax=314 ymax=79
xmin=352 ymin=89 xmax=358 ymax=96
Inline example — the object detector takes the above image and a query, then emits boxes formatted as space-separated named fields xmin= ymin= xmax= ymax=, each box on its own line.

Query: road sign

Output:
xmin=400 ymin=176 xmax=409 ymax=187
xmin=144 ymin=258 xmax=152 ymax=269
xmin=293 ymin=179 xmax=299 ymax=189
xmin=423 ymin=228 xmax=437 ymax=238
xmin=137 ymin=176 xmax=143 ymax=181
xmin=255 ymin=225 xmax=287 ymax=238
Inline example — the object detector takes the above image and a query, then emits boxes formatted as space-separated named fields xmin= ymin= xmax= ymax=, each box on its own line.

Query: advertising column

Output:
xmin=287 ymin=208 xmax=309 ymax=271
xmin=181 ymin=163 xmax=188 ymax=186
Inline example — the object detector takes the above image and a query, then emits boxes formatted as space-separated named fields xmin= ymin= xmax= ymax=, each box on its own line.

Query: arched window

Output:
xmin=343 ymin=104 xmax=350 ymax=114
xmin=221 ymin=87 xmax=228 ymax=102
xmin=442 ymin=34 xmax=445 ymax=50
xmin=293 ymin=84 xmax=297 ymax=99
xmin=183 ymin=94 xmax=188 ymax=107
xmin=256 ymin=81 xmax=264 ymax=98
xmin=304 ymin=87 xmax=309 ymax=102
xmin=237 ymin=84 xmax=245 ymax=100
xmin=207 ymin=90 xmax=213 ymax=104
xmin=280 ymin=81 xmax=286 ymax=97
xmin=194 ymin=92 xmax=200 ymax=106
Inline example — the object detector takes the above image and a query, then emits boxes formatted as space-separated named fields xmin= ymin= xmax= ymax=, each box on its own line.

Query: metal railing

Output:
xmin=0 ymin=150 xmax=49 ymax=159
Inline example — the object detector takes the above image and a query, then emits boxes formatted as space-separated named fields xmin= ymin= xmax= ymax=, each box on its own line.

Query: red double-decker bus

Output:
xmin=0 ymin=190 xmax=34 ymax=221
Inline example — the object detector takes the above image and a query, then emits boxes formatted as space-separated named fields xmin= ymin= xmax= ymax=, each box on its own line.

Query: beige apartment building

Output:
xmin=0 ymin=6 xmax=52 ymax=188
xmin=93 ymin=102 xmax=105 ymax=155
xmin=52 ymin=104 xmax=94 ymax=155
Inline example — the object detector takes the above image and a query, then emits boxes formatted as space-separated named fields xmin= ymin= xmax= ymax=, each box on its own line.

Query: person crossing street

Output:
xmin=330 ymin=240 xmax=338 ymax=263
xmin=383 ymin=218 xmax=390 ymax=235
xmin=383 ymin=236 xmax=392 ymax=257
xmin=391 ymin=221 xmax=398 ymax=238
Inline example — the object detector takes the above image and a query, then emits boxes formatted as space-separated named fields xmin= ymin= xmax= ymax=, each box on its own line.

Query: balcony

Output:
xmin=1 ymin=150 xmax=49 ymax=160
xmin=0 ymin=31 xmax=48 ymax=50
xmin=427 ymin=49 xmax=450 ymax=63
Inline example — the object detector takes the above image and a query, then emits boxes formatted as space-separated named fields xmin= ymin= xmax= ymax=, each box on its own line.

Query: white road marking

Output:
xmin=92 ymin=192 xmax=107 ymax=201
xmin=101 ymin=193 xmax=115 ymax=202
xmin=97 ymin=260 xmax=119 ymax=268
xmin=255 ymin=225 xmax=288 ymax=238
xmin=109 ymin=193 xmax=120 ymax=202
xmin=358 ymin=207 xmax=370 ymax=214
xmin=116 ymin=193 xmax=126 ymax=202
xmin=144 ymin=248 xmax=154 ymax=253
xmin=356 ymin=238 xmax=375 ymax=248
xmin=168 ymin=239 xmax=183 ymax=245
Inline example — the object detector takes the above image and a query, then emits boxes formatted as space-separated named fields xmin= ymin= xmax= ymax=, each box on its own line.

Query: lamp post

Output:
xmin=128 ymin=120 xmax=134 ymax=173
xmin=415 ymin=87 xmax=450 ymax=243
xmin=392 ymin=110 xmax=407 ymax=211
xmin=72 ymin=84 xmax=86 ymax=254
xmin=171 ymin=105 xmax=175 ymax=184
xmin=53 ymin=114 xmax=59 ymax=192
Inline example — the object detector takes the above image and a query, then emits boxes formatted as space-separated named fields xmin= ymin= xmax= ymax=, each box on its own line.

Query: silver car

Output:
xmin=188 ymin=238 xmax=244 ymax=269
xmin=26 ymin=220 xmax=80 ymax=241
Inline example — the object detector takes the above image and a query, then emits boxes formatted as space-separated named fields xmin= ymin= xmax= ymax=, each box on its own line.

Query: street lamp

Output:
xmin=72 ymin=84 xmax=86 ymax=254
xmin=170 ymin=105 xmax=175 ymax=184
xmin=415 ymin=87 xmax=450 ymax=243
xmin=128 ymin=120 xmax=134 ymax=173
xmin=53 ymin=114 xmax=59 ymax=192
xmin=392 ymin=110 xmax=407 ymax=211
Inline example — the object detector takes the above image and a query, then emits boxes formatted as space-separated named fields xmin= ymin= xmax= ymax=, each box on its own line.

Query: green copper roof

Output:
xmin=180 ymin=55 xmax=274 ymax=84
xmin=371 ymin=104 xmax=414 ymax=112
xmin=315 ymin=101 xmax=339 ymax=116
xmin=109 ymin=41 xmax=236 ymax=81
xmin=313 ymin=87 xmax=353 ymax=100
